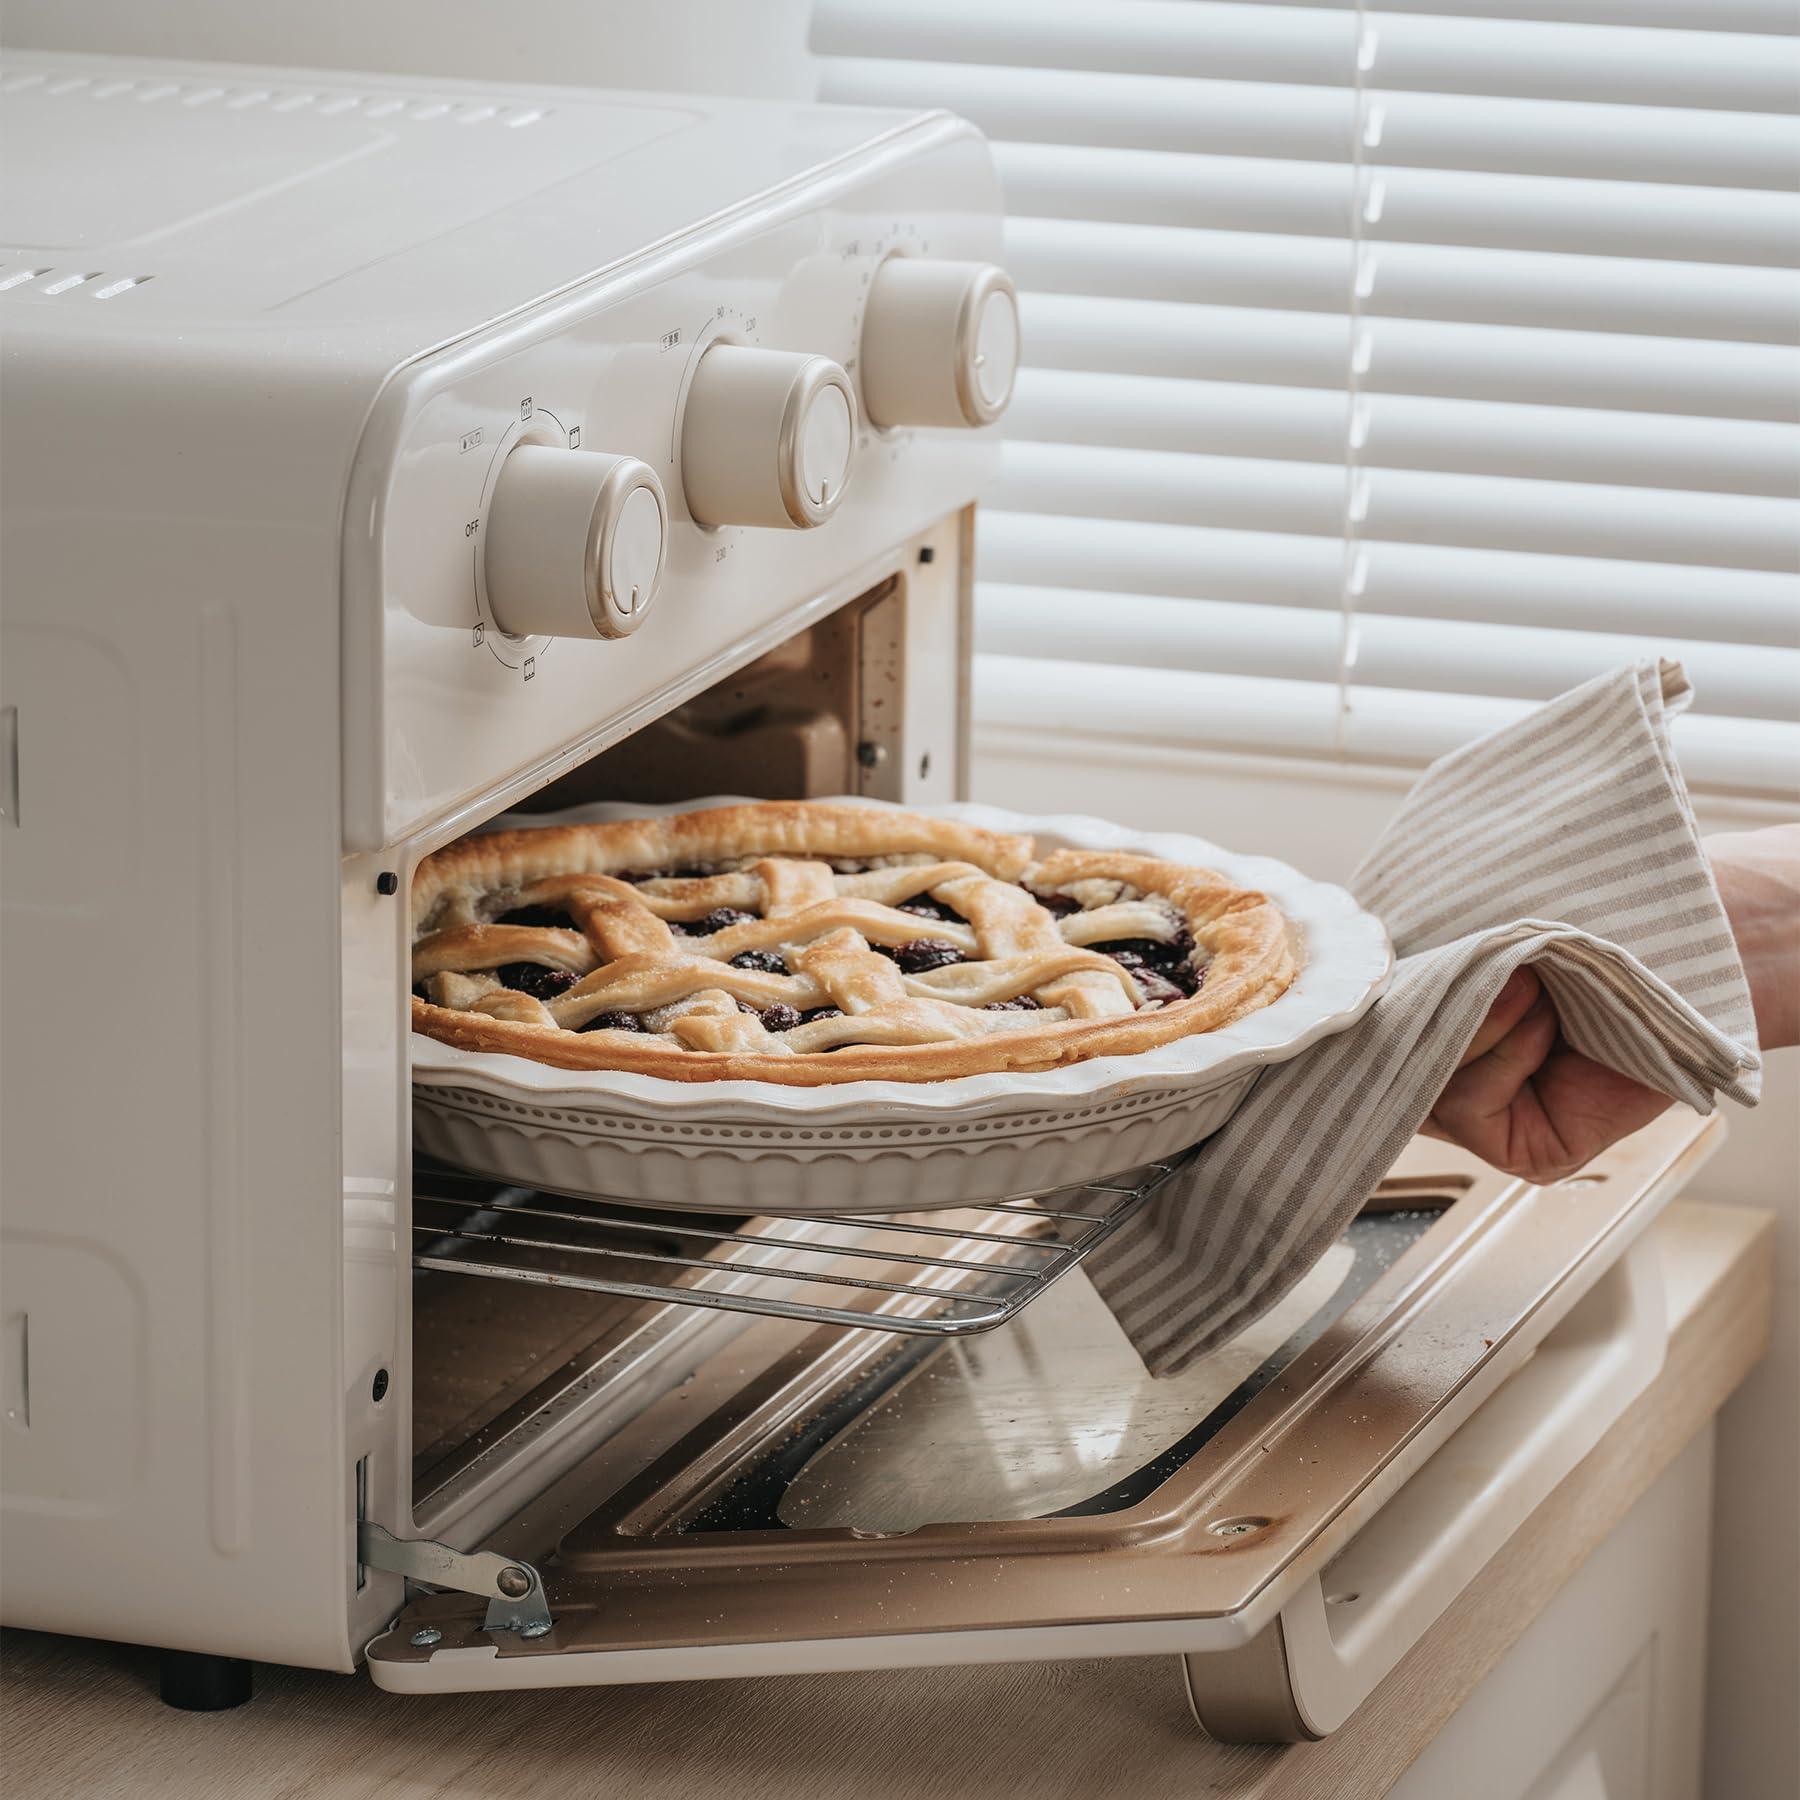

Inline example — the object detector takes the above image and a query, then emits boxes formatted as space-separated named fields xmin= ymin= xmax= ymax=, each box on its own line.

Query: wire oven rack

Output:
xmin=412 ymin=1157 xmax=1187 ymax=1339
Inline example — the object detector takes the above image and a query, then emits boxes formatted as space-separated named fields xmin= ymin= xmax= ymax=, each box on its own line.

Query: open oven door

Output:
xmin=367 ymin=1110 xmax=1717 ymax=1740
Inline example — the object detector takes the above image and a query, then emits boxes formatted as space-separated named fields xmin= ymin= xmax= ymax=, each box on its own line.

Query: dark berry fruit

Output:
xmin=680 ymin=906 xmax=756 ymax=936
xmin=1093 ymin=937 xmax=1181 ymax=970
xmin=729 ymin=949 xmax=787 ymax=974
xmin=983 ymin=995 xmax=1042 ymax=1012
xmin=899 ymin=895 xmax=966 ymax=925
xmin=1031 ymin=891 xmax=1081 ymax=917
xmin=760 ymin=1003 xmax=803 ymax=1032
xmin=579 ymin=1009 xmax=643 ymax=1033
xmin=497 ymin=904 xmax=578 ymax=929
xmin=888 ymin=937 xmax=964 ymax=974
xmin=802 ymin=1006 xmax=844 ymax=1023
xmin=1094 ymin=937 xmax=1200 ymax=993
xmin=1131 ymin=970 xmax=1186 ymax=1007
xmin=496 ymin=963 xmax=580 ymax=1000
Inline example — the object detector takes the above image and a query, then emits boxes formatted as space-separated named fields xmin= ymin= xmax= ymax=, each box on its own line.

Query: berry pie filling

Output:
xmin=409 ymin=804 xmax=1292 ymax=1083
xmin=418 ymin=882 xmax=1199 ymax=1033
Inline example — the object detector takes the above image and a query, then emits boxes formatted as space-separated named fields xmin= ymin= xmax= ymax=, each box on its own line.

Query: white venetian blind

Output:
xmin=812 ymin=0 xmax=1800 ymax=798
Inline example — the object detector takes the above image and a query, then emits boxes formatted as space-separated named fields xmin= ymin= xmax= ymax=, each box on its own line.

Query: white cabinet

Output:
xmin=1395 ymin=1428 xmax=1714 ymax=1800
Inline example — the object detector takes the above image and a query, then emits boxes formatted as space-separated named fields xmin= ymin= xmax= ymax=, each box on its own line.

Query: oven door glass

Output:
xmin=368 ymin=1112 xmax=1714 ymax=1694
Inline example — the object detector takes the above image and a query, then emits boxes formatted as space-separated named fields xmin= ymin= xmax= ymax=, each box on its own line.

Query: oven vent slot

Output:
xmin=411 ymin=1161 xmax=1183 ymax=1339
xmin=0 ymin=64 xmax=551 ymax=128
xmin=0 ymin=263 xmax=153 ymax=300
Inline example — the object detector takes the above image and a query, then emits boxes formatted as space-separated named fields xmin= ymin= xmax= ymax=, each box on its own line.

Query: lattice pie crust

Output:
xmin=410 ymin=804 xmax=1296 ymax=1085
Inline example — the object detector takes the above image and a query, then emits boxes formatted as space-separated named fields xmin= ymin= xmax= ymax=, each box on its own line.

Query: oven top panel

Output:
xmin=0 ymin=53 xmax=919 ymax=338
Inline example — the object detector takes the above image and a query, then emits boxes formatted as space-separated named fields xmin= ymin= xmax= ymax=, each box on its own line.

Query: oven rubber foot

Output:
xmin=158 ymin=1650 xmax=254 ymax=1711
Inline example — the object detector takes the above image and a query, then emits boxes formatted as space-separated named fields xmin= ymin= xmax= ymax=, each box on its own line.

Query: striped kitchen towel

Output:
xmin=1085 ymin=660 xmax=1763 ymax=1377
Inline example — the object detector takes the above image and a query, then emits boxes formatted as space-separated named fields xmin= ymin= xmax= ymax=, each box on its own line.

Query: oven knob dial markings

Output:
xmin=482 ymin=444 xmax=668 ymax=641
xmin=679 ymin=345 xmax=857 ymax=530
xmin=858 ymin=259 xmax=1019 ymax=430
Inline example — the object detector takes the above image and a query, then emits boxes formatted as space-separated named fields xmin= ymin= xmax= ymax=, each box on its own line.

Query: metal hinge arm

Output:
xmin=358 ymin=1521 xmax=553 ymax=1637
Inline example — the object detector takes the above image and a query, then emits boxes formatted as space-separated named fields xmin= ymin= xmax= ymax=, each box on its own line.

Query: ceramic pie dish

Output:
xmin=411 ymin=798 xmax=1391 ymax=1210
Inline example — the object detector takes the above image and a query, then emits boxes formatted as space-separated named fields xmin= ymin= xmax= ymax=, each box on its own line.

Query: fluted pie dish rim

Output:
xmin=409 ymin=797 xmax=1390 ymax=1120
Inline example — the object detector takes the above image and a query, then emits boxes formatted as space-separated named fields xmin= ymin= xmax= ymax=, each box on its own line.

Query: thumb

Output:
xmin=1434 ymin=989 xmax=1560 ymax=1138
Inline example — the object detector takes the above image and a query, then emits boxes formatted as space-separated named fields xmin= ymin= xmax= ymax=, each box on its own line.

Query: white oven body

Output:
xmin=0 ymin=53 xmax=1004 ymax=1671
xmin=0 ymin=59 xmax=1735 ymax=1775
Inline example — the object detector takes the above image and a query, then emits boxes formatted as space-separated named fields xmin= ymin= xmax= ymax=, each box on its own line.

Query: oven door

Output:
xmin=367 ymin=1110 xmax=1715 ymax=1733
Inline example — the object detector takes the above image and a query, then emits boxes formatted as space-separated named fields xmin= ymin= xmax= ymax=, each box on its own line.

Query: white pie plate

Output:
xmin=411 ymin=798 xmax=1392 ymax=1211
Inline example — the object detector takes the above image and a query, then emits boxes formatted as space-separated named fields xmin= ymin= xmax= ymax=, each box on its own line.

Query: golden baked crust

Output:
xmin=410 ymin=802 xmax=1296 ymax=1085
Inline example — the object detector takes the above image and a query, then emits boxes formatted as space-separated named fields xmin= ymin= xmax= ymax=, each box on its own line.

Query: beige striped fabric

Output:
xmin=1086 ymin=661 xmax=1762 ymax=1377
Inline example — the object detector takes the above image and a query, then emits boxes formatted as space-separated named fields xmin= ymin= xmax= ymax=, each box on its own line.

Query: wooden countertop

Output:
xmin=1 ymin=1200 xmax=1772 ymax=1800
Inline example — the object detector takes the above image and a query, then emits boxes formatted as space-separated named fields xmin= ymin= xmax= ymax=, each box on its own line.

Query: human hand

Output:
xmin=1420 ymin=967 xmax=1671 ymax=1185
xmin=1424 ymin=825 xmax=1798 ymax=1184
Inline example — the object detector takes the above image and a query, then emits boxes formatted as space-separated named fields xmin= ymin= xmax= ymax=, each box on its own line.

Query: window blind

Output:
xmin=813 ymin=0 xmax=1800 ymax=799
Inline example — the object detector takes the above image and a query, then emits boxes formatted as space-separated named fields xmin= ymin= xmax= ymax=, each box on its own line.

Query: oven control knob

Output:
xmin=484 ymin=447 xmax=667 ymax=639
xmin=680 ymin=345 xmax=856 ymax=530
xmin=859 ymin=260 xmax=1020 ymax=429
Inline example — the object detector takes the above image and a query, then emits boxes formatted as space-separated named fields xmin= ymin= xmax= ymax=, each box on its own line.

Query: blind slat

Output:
xmin=1006 ymin=368 xmax=1349 ymax=464
xmin=1023 ymin=292 xmax=1800 ymax=422
xmin=976 ymin=653 xmax=1343 ymax=757
xmin=1352 ymin=2 xmax=1798 ymax=35
xmin=822 ymin=58 xmax=1354 ymax=162
xmin=814 ymin=0 xmax=1355 ymax=86
xmin=991 ymin=442 xmax=1348 ymax=541
xmin=821 ymin=58 xmax=1797 ymax=189
xmin=975 ymin=656 xmax=1800 ymax=797
xmin=1361 ymin=165 xmax=1800 ymax=269
xmin=1365 ymin=88 xmax=1797 ymax=190
xmin=818 ymin=1 xmax=1800 ymax=113
xmin=992 ymin=442 xmax=1800 ymax=572
xmin=995 ymin=143 xmax=1355 ymax=237
xmin=978 ymin=511 xmax=1345 ymax=609
xmin=977 ymin=586 xmax=1800 ymax=721
xmin=1022 ymin=293 xmax=1351 ymax=388
xmin=1007 ymin=368 xmax=1800 ymax=498
xmin=1358 ymin=317 xmax=1800 ymax=421
xmin=1008 ymin=216 xmax=1800 ymax=341
xmin=1365 ymin=12 xmax=1800 ymax=113
xmin=997 ymin=143 xmax=1800 ymax=271
xmin=978 ymin=512 xmax=1800 ymax=647
xmin=1365 ymin=541 xmax=1800 ymax=645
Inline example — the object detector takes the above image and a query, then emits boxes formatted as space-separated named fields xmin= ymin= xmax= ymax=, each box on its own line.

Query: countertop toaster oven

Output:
xmin=0 ymin=50 xmax=1720 ymax=1741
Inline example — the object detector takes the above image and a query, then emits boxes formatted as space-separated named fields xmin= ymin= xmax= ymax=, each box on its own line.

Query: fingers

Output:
xmin=1427 ymin=988 xmax=1562 ymax=1176
xmin=1457 ymin=966 xmax=1543 ymax=1070
xmin=1456 ymin=987 xmax=1560 ymax=1111
xmin=1427 ymin=970 xmax=1676 ymax=1186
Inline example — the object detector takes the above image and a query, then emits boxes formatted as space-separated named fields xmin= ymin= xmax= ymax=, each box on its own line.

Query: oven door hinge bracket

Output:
xmin=357 ymin=1522 xmax=554 ymax=1638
